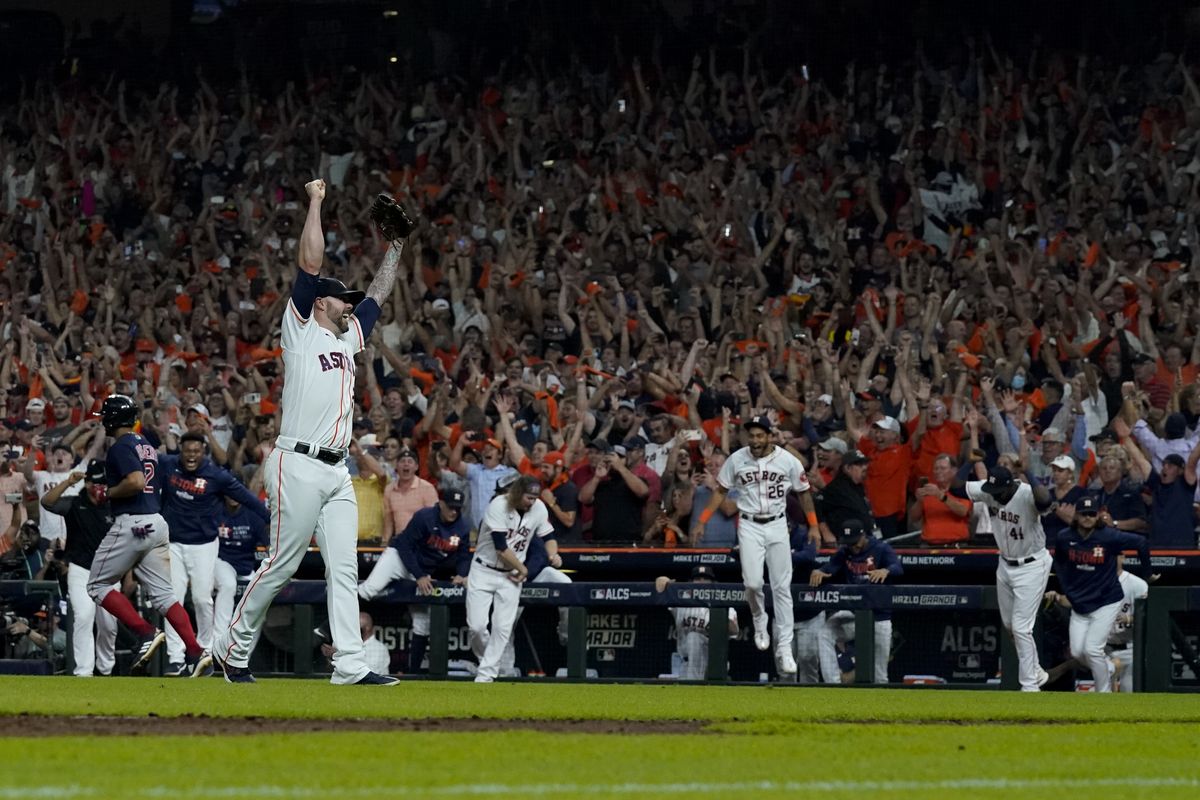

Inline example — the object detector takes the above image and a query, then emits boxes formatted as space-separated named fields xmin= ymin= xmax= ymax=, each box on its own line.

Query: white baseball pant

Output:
xmin=738 ymin=518 xmax=793 ymax=654
xmin=793 ymin=612 xmax=831 ymax=684
xmin=466 ymin=561 xmax=521 ymax=681
xmin=822 ymin=610 xmax=892 ymax=683
xmin=165 ymin=539 xmax=219 ymax=664
xmin=500 ymin=566 xmax=572 ymax=674
xmin=358 ymin=547 xmax=430 ymax=636
xmin=996 ymin=551 xmax=1051 ymax=691
xmin=678 ymin=631 xmax=708 ymax=680
xmin=214 ymin=450 xmax=369 ymax=684
xmin=1069 ymin=600 xmax=1123 ymax=693
xmin=1107 ymin=645 xmax=1135 ymax=693
xmin=213 ymin=559 xmax=262 ymax=657
xmin=67 ymin=563 xmax=117 ymax=677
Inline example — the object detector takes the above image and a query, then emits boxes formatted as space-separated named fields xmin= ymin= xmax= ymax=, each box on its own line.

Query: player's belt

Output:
xmin=474 ymin=557 xmax=510 ymax=572
xmin=293 ymin=441 xmax=347 ymax=465
xmin=740 ymin=512 xmax=784 ymax=524
xmin=1002 ymin=555 xmax=1038 ymax=566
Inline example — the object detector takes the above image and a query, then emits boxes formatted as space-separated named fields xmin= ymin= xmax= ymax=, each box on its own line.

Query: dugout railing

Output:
xmin=269 ymin=580 xmax=1028 ymax=687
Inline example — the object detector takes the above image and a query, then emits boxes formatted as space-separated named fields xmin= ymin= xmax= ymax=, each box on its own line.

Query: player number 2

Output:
xmin=143 ymin=462 xmax=156 ymax=493
xmin=1008 ymin=526 xmax=1024 ymax=541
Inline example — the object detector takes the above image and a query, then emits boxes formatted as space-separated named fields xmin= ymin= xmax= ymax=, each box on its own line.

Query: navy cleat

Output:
xmin=355 ymin=671 xmax=399 ymax=685
xmin=213 ymin=651 xmax=256 ymax=684
xmin=183 ymin=650 xmax=214 ymax=679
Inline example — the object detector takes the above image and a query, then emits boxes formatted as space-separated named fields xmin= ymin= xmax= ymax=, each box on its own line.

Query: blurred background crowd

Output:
xmin=4 ymin=0 xmax=1200 ymax=620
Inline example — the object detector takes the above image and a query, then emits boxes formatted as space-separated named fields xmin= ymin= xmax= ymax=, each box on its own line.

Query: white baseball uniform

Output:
xmin=1106 ymin=571 xmax=1149 ymax=693
xmin=718 ymin=445 xmax=810 ymax=659
xmin=33 ymin=468 xmax=80 ymax=543
xmin=965 ymin=481 xmax=1051 ymax=691
xmin=214 ymin=284 xmax=373 ymax=684
xmin=468 ymin=494 xmax=553 ymax=682
xmin=670 ymin=605 xmax=737 ymax=680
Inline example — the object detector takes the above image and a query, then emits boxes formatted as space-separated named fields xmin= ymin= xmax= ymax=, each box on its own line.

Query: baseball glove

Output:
xmin=368 ymin=194 xmax=416 ymax=243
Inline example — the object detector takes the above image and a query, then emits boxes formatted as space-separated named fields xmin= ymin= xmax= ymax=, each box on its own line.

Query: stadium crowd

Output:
xmin=4 ymin=15 xmax=1200 ymax=668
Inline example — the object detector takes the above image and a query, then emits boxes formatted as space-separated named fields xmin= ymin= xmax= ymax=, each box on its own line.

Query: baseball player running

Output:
xmin=213 ymin=180 xmax=412 ymax=685
xmin=162 ymin=432 xmax=269 ymax=674
xmin=953 ymin=465 xmax=1053 ymax=691
xmin=40 ymin=459 xmax=117 ymax=677
xmin=656 ymin=565 xmax=739 ymax=680
xmin=358 ymin=488 xmax=470 ymax=673
xmin=693 ymin=415 xmax=819 ymax=678
xmin=85 ymin=395 xmax=211 ymax=677
xmin=1052 ymin=495 xmax=1150 ymax=693
xmin=468 ymin=475 xmax=557 ymax=683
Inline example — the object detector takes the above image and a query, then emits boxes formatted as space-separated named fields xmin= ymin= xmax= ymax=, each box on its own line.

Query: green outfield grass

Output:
xmin=1 ymin=678 xmax=1198 ymax=799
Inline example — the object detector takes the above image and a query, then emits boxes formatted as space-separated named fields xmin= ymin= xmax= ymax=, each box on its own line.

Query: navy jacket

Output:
xmin=217 ymin=505 xmax=271 ymax=576
xmin=391 ymin=505 xmax=471 ymax=579
xmin=161 ymin=456 xmax=270 ymax=544
xmin=817 ymin=538 xmax=904 ymax=621
xmin=1054 ymin=525 xmax=1150 ymax=615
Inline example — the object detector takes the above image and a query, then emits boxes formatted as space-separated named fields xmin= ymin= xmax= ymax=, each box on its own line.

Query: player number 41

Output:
xmin=1008 ymin=527 xmax=1024 ymax=541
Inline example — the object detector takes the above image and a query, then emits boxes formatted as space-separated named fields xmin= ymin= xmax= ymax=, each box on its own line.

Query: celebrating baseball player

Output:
xmin=214 ymin=180 xmax=413 ymax=685
xmin=161 ymin=432 xmax=269 ymax=675
xmin=1105 ymin=556 xmax=1149 ymax=692
xmin=40 ymin=459 xmax=117 ymax=677
xmin=692 ymin=414 xmax=819 ymax=678
xmin=85 ymin=395 xmax=211 ymax=677
xmin=953 ymin=465 xmax=1054 ymax=691
xmin=468 ymin=475 xmax=557 ymax=683
xmin=358 ymin=488 xmax=471 ymax=673
xmin=656 ymin=565 xmax=739 ymax=680
xmin=1051 ymin=494 xmax=1150 ymax=693
xmin=809 ymin=518 xmax=904 ymax=683
xmin=213 ymin=495 xmax=270 ymax=654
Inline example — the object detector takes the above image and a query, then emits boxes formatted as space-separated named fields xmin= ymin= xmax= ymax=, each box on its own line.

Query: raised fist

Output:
xmin=305 ymin=179 xmax=326 ymax=201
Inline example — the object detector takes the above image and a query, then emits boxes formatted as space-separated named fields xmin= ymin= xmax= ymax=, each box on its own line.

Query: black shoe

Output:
xmin=355 ymin=671 xmax=399 ymax=685
xmin=182 ymin=650 xmax=214 ymax=679
xmin=312 ymin=623 xmax=331 ymax=644
xmin=165 ymin=662 xmax=186 ymax=677
xmin=132 ymin=629 xmax=166 ymax=672
xmin=213 ymin=651 xmax=256 ymax=684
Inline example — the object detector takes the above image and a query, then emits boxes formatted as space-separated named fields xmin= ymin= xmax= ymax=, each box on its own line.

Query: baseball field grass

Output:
xmin=1 ymin=677 xmax=1198 ymax=799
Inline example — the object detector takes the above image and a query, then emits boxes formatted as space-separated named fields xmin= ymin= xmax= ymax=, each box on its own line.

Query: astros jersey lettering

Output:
xmin=279 ymin=288 xmax=368 ymax=450
xmin=717 ymin=447 xmax=809 ymax=515
xmin=964 ymin=481 xmax=1046 ymax=560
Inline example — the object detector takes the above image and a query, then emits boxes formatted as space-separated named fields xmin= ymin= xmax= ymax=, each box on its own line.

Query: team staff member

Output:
xmin=655 ymin=566 xmax=739 ymax=680
xmin=1052 ymin=495 xmax=1151 ymax=693
xmin=809 ymin=518 xmax=904 ymax=683
xmin=85 ymin=395 xmax=210 ymax=677
xmin=954 ymin=465 xmax=1053 ymax=691
xmin=358 ymin=489 xmax=469 ymax=673
xmin=161 ymin=432 xmax=269 ymax=675
xmin=215 ymin=180 xmax=410 ymax=686
xmin=213 ymin=496 xmax=270 ymax=658
xmin=40 ymin=459 xmax=117 ymax=677
xmin=814 ymin=449 xmax=872 ymax=544
xmin=468 ymin=475 xmax=555 ymax=683
xmin=693 ymin=415 xmax=818 ymax=679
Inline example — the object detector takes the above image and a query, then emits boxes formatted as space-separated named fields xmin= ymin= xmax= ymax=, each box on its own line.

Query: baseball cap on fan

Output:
xmin=84 ymin=459 xmax=106 ymax=483
xmin=440 ymin=488 xmax=465 ymax=509
xmin=314 ymin=277 xmax=365 ymax=307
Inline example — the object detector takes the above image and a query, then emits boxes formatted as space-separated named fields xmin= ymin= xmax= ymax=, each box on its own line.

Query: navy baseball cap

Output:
xmin=843 ymin=449 xmax=869 ymax=466
xmin=84 ymin=459 xmax=106 ymax=482
xmin=838 ymin=518 xmax=869 ymax=544
xmin=743 ymin=415 xmax=773 ymax=433
xmin=587 ymin=438 xmax=612 ymax=453
xmin=981 ymin=466 xmax=1015 ymax=496
xmin=441 ymin=488 xmax=465 ymax=509
xmin=691 ymin=565 xmax=716 ymax=581
xmin=1077 ymin=495 xmax=1100 ymax=515
xmin=623 ymin=435 xmax=648 ymax=451
xmin=314 ymin=277 xmax=365 ymax=307
xmin=1164 ymin=453 xmax=1186 ymax=468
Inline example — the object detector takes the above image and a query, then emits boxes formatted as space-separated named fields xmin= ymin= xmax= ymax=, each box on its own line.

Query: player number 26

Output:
xmin=765 ymin=483 xmax=786 ymax=500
